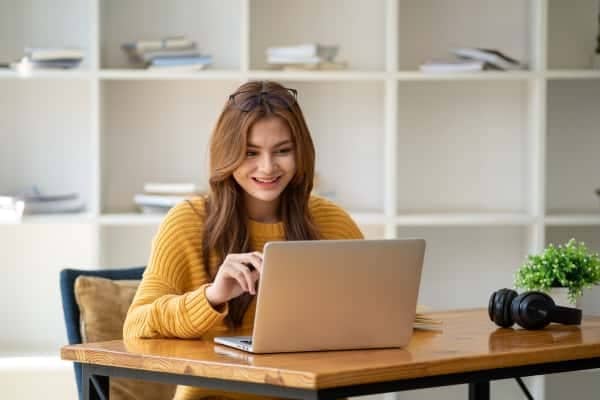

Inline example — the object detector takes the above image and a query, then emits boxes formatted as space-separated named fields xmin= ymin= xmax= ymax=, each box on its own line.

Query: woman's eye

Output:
xmin=277 ymin=148 xmax=292 ymax=154
xmin=246 ymin=151 xmax=257 ymax=157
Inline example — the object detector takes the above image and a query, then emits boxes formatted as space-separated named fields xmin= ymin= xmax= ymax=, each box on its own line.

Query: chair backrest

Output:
xmin=59 ymin=266 xmax=145 ymax=400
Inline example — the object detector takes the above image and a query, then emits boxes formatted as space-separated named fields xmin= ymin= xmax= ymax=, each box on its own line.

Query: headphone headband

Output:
xmin=550 ymin=305 xmax=582 ymax=325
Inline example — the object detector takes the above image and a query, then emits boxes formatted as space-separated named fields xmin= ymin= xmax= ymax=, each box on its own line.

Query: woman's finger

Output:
xmin=225 ymin=263 xmax=249 ymax=292
xmin=232 ymin=262 xmax=257 ymax=295
xmin=238 ymin=253 xmax=263 ymax=273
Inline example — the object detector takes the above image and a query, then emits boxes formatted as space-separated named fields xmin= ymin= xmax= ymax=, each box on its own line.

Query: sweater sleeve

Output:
xmin=309 ymin=196 xmax=365 ymax=240
xmin=123 ymin=201 xmax=228 ymax=339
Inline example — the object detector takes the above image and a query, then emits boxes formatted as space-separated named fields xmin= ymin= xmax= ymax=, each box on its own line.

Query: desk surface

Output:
xmin=61 ymin=309 xmax=600 ymax=390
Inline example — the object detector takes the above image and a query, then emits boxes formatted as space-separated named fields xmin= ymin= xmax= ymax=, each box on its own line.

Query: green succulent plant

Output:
xmin=514 ymin=238 xmax=600 ymax=303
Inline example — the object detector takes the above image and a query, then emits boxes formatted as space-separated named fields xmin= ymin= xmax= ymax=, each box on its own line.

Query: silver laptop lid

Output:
xmin=251 ymin=238 xmax=425 ymax=353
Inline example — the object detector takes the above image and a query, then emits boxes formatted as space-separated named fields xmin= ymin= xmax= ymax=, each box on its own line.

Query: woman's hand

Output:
xmin=205 ymin=252 xmax=263 ymax=307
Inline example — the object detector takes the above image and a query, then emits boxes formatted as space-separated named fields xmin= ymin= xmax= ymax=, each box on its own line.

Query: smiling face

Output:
xmin=233 ymin=116 xmax=296 ymax=222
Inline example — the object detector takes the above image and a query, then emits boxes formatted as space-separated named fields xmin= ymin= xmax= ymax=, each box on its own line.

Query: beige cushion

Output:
xmin=74 ymin=276 xmax=176 ymax=400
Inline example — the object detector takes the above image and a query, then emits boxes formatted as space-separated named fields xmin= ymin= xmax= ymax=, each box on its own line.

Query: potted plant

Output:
xmin=514 ymin=238 xmax=600 ymax=308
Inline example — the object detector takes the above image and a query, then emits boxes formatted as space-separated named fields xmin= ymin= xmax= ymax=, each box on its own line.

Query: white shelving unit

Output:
xmin=1 ymin=1 xmax=600 ymax=399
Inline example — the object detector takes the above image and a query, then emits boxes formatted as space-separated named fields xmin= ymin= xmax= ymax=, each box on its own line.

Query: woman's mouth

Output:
xmin=252 ymin=176 xmax=282 ymax=188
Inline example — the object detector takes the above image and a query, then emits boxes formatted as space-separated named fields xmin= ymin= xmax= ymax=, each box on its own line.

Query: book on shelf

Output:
xmin=134 ymin=182 xmax=206 ymax=214
xmin=10 ymin=58 xmax=82 ymax=71
xmin=122 ymin=36 xmax=213 ymax=71
xmin=134 ymin=194 xmax=188 ymax=209
xmin=9 ymin=47 xmax=83 ymax=72
xmin=18 ymin=186 xmax=85 ymax=214
xmin=24 ymin=47 xmax=84 ymax=62
xmin=141 ymin=49 xmax=205 ymax=63
xmin=419 ymin=58 xmax=494 ymax=73
xmin=147 ymin=64 xmax=207 ymax=72
xmin=451 ymin=48 xmax=527 ymax=70
xmin=277 ymin=61 xmax=349 ymax=71
xmin=266 ymin=43 xmax=346 ymax=70
xmin=122 ymin=36 xmax=195 ymax=53
xmin=144 ymin=182 xmax=203 ymax=195
xmin=1 ymin=187 xmax=85 ymax=217
xmin=149 ymin=55 xmax=213 ymax=67
xmin=266 ymin=43 xmax=339 ymax=60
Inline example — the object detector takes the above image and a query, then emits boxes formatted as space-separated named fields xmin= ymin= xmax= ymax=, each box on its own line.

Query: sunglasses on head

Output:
xmin=228 ymin=87 xmax=298 ymax=112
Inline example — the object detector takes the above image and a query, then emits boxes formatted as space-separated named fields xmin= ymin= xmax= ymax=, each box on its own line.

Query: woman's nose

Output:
xmin=258 ymin=154 xmax=275 ymax=173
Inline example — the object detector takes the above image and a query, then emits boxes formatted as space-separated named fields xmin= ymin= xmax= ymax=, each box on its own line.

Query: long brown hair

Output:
xmin=203 ymin=81 xmax=320 ymax=327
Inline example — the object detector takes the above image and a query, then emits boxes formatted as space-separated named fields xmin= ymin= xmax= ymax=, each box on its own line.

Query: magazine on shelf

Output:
xmin=451 ymin=48 xmax=526 ymax=70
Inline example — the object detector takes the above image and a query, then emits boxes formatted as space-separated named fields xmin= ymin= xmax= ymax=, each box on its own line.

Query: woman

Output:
xmin=123 ymin=81 xmax=363 ymax=400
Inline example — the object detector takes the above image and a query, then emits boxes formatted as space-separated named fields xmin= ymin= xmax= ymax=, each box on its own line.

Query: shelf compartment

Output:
xmin=100 ymin=225 xmax=156 ymax=267
xmin=286 ymin=81 xmax=385 ymax=213
xmin=100 ymin=80 xmax=239 ymax=214
xmin=0 ymin=80 xmax=93 ymax=210
xmin=397 ymin=0 xmax=530 ymax=71
xmin=100 ymin=0 xmax=241 ymax=69
xmin=0 ymin=0 xmax=91 ymax=69
xmin=250 ymin=0 xmax=385 ymax=71
xmin=396 ymin=80 xmax=530 ymax=214
xmin=547 ymin=0 xmax=600 ymax=70
xmin=546 ymin=79 xmax=600 ymax=215
xmin=397 ymin=226 xmax=528 ymax=310
xmin=0 ymin=223 xmax=95 ymax=355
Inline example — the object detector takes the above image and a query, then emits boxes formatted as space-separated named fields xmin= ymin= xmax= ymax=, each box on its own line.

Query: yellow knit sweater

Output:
xmin=123 ymin=195 xmax=363 ymax=400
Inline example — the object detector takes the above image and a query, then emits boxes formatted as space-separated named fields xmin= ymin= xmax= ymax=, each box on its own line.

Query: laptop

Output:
xmin=214 ymin=238 xmax=425 ymax=353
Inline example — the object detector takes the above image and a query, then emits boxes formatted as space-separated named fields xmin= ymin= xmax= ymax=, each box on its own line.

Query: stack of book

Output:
xmin=0 ymin=186 xmax=85 ymax=220
xmin=420 ymin=48 xmax=527 ymax=73
xmin=20 ymin=186 xmax=85 ymax=214
xmin=10 ymin=48 xmax=84 ymax=72
xmin=122 ymin=36 xmax=212 ymax=72
xmin=134 ymin=182 xmax=205 ymax=214
xmin=266 ymin=43 xmax=347 ymax=71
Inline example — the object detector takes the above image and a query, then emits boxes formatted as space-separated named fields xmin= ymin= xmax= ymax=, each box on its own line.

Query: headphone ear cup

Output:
xmin=511 ymin=291 xmax=554 ymax=330
xmin=502 ymin=289 xmax=518 ymax=327
xmin=489 ymin=289 xmax=517 ymax=328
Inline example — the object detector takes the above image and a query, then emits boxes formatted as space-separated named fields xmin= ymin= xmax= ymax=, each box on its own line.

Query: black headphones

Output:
xmin=488 ymin=288 xmax=582 ymax=330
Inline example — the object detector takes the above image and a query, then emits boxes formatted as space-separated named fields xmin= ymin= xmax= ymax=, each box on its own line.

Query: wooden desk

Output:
xmin=61 ymin=309 xmax=600 ymax=400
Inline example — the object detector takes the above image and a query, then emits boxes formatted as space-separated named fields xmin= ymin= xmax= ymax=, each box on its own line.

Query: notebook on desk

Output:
xmin=214 ymin=238 xmax=426 ymax=354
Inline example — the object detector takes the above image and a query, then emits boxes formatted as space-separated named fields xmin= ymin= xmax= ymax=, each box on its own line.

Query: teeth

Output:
xmin=255 ymin=177 xmax=278 ymax=183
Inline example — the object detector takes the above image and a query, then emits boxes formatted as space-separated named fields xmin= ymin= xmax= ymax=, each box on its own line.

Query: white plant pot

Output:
xmin=548 ymin=287 xmax=582 ymax=309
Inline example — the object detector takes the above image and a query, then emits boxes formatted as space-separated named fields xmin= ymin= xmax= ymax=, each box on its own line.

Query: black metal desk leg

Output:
xmin=82 ymin=364 xmax=110 ymax=400
xmin=469 ymin=380 xmax=490 ymax=400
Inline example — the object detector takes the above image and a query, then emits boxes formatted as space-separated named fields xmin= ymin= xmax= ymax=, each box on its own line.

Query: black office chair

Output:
xmin=59 ymin=266 xmax=145 ymax=400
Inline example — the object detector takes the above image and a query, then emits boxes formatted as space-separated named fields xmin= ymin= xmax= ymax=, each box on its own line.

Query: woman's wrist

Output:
xmin=205 ymin=284 xmax=225 ymax=308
